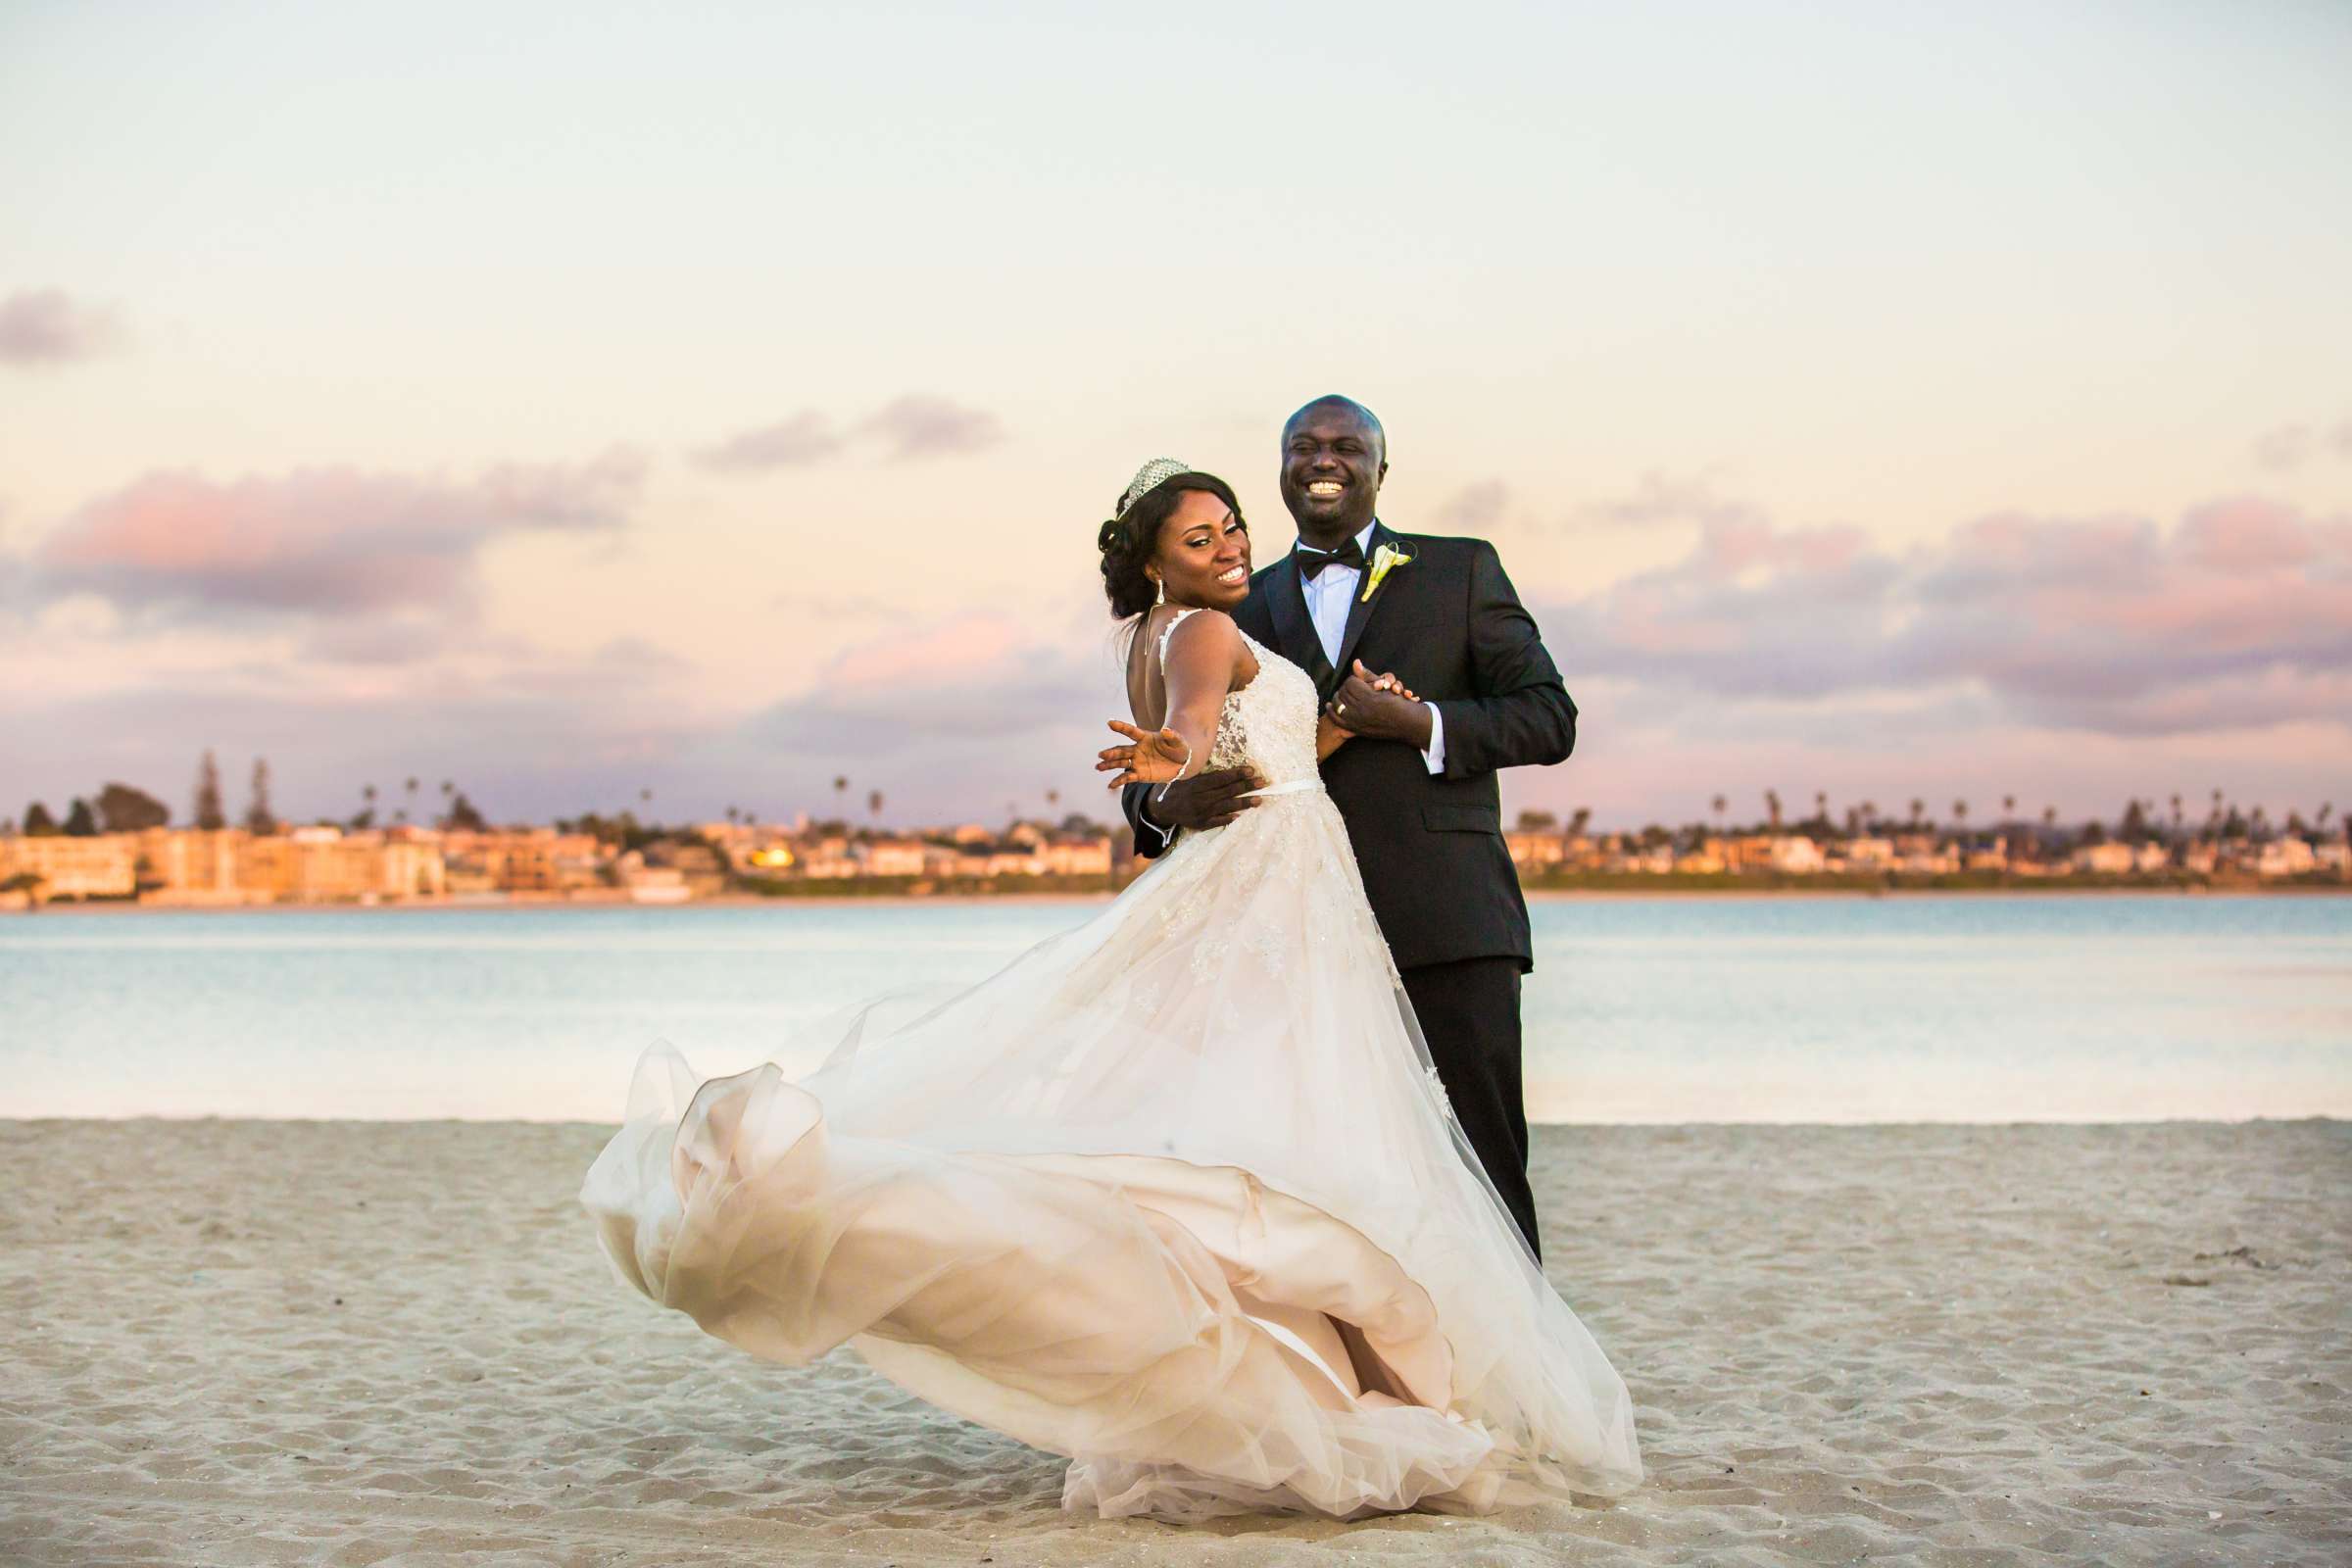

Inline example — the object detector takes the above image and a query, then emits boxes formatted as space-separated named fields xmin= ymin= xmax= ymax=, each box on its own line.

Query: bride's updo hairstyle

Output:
xmin=1098 ymin=463 xmax=1245 ymax=620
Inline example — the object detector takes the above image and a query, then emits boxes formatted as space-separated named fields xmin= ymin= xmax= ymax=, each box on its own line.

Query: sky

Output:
xmin=3 ymin=0 xmax=2348 ymax=832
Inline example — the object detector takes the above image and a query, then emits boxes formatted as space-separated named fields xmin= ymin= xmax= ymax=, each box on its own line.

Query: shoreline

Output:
xmin=7 ymin=1112 xmax=2344 ymax=1129
xmin=7 ymin=883 xmax=2346 ymax=917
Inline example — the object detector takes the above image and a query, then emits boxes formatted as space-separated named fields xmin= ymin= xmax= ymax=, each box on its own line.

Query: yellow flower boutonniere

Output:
xmin=1361 ymin=542 xmax=1414 ymax=602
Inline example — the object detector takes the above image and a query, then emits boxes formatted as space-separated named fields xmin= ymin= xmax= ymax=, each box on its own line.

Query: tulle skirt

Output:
xmin=580 ymin=786 xmax=1642 ymax=1519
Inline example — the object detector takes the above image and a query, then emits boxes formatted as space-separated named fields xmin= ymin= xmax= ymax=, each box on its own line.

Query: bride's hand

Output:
xmin=1096 ymin=720 xmax=1195 ymax=787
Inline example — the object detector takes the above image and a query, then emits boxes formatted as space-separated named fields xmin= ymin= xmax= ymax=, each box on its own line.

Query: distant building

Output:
xmin=1503 ymin=831 xmax=1565 ymax=870
xmin=443 ymin=828 xmax=607 ymax=894
xmin=1841 ymin=837 xmax=1895 ymax=867
xmin=622 ymin=862 xmax=690 ymax=904
xmin=2258 ymin=839 xmax=2317 ymax=878
xmin=645 ymin=841 xmax=727 ymax=897
xmin=136 ymin=827 xmax=248 ymax=904
xmin=2072 ymin=842 xmax=2135 ymax=876
xmin=0 ymin=833 xmax=138 ymax=901
xmin=1673 ymin=840 xmax=1728 ymax=874
xmin=986 ymin=848 xmax=1048 ymax=877
xmin=1040 ymin=837 xmax=1113 ymax=877
xmin=862 ymin=840 xmax=927 ymax=878
xmin=236 ymin=827 xmax=446 ymax=903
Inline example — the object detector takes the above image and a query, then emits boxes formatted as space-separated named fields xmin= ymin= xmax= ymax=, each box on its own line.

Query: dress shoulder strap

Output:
xmin=1155 ymin=607 xmax=1202 ymax=670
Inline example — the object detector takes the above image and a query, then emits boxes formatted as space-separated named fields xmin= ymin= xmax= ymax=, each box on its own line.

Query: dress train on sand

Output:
xmin=580 ymin=619 xmax=1641 ymax=1518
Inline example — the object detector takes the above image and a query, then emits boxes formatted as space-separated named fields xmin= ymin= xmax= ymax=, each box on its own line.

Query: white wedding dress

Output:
xmin=580 ymin=614 xmax=1642 ymax=1519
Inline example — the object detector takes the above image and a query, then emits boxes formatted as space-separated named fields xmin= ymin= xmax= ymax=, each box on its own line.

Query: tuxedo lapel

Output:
xmin=1331 ymin=520 xmax=1403 ymax=683
xmin=1264 ymin=555 xmax=1330 ymax=685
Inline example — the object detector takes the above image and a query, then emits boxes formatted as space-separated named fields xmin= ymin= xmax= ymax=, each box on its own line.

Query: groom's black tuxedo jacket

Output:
xmin=1124 ymin=521 xmax=1575 ymax=973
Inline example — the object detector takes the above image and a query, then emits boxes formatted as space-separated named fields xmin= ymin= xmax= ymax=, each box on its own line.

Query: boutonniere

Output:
xmin=1361 ymin=542 xmax=1414 ymax=602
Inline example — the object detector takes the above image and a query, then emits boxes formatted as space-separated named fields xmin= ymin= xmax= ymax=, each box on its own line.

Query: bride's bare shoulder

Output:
xmin=1158 ymin=608 xmax=1250 ymax=685
xmin=1162 ymin=606 xmax=1240 ymax=647
xmin=1161 ymin=607 xmax=1246 ymax=661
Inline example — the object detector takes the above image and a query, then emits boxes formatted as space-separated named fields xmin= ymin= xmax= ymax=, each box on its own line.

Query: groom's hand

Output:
xmin=1328 ymin=662 xmax=1435 ymax=748
xmin=1147 ymin=767 xmax=1267 ymax=832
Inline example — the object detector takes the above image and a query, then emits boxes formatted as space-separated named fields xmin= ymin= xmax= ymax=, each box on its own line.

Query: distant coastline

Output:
xmin=6 ymin=877 xmax=2345 ymax=916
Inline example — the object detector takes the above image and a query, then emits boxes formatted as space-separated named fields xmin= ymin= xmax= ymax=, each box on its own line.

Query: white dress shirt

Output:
xmin=1298 ymin=523 xmax=1446 ymax=776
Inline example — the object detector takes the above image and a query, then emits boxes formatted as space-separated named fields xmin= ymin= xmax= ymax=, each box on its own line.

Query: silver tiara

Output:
xmin=1115 ymin=458 xmax=1191 ymax=519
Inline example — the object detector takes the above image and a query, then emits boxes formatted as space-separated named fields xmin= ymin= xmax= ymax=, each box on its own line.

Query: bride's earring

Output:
xmin=1152 ymin=574 xmax=1166 ymax=607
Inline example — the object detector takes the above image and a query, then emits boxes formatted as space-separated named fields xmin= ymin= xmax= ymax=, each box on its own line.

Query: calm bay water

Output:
xmin=1 ymin=894 xmax=2345 ymax=1122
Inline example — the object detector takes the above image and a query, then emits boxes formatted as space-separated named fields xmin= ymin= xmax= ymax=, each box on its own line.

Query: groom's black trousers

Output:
xmin=1399 ymin=956 xmax=1541 ymax=1263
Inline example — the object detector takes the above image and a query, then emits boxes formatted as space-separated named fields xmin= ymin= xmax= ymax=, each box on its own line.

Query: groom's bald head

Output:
xmin=1283 ymin=395 xmax=1386 ymax=466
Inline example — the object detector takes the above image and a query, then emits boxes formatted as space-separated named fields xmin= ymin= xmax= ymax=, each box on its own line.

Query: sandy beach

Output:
xmin=3 ymin=1118 xmax=2344 ymax=1566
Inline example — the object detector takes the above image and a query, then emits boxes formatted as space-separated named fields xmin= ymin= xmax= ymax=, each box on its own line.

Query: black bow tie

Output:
xmin=1297 ymin=539 xmax=1366 ymax=580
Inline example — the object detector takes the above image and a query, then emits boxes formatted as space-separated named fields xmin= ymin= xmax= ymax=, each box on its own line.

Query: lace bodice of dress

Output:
xmin=1157 ymin=611 xmax=1319 ymax=790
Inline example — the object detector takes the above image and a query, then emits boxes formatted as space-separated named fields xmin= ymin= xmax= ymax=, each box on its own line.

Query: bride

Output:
xmin=579 ymin=461 xmax=1642 ymax=1520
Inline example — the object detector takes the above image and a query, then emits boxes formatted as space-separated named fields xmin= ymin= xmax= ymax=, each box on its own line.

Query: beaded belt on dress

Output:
xmin=1242 ymin=778 xmax=1323 ymax=801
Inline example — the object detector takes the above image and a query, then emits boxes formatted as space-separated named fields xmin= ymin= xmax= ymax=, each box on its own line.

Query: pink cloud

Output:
xmin=0 ymin=288 xmax=117 ymax=367
xmin=826 ymin=614 xmax=1029 ymax=689
xmin=693 ymin=395 xmax=1004 ymax=475
xmin=34 ymin=448 xmax=647 ymax=616
xmin=858 ymin=394 xmax=1004 ymax=462
xmin=2175 ymin=497 xmax=2318 ymax=572
xmin=694 ymin=411 xmax=846 ymax=471
xmin=1549 ymin=497 xmax=2352 ymax=735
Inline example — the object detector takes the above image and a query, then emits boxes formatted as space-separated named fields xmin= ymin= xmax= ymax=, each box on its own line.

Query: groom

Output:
xmin=1123 ymin=395 xmax=1577 ymax=1261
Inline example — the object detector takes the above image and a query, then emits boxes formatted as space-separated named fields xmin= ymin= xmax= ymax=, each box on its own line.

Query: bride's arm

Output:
xmin=1098 ymin=611 xmax=1247 ymax=787
xmin=1316 ymin=711 xmax=1352 ymax=760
